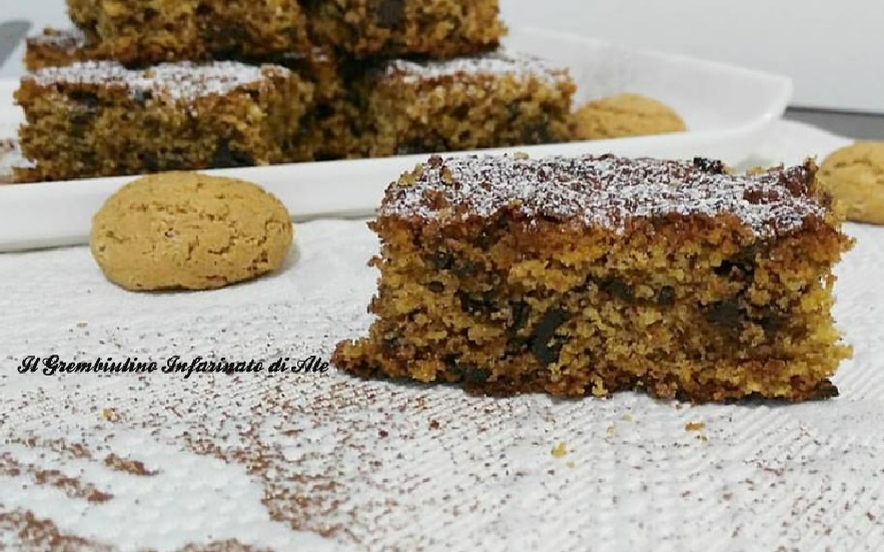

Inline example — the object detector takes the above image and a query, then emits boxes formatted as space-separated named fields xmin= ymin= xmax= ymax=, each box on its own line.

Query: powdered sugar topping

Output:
xmin=27 ymin=60 xmax=289 ymax=102
xmin=385 ymin=50 xmax=570 ymax=86
xmin=28 ymin=27 xmax=87 ymax=50
xmin=380 ymin=154 xmax=829 ymax=237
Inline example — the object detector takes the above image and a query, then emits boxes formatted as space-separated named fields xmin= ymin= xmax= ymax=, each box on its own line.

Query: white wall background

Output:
xmin=501 ymin=0 xmax=884 ymax=113
xmin=3 ymin=0 xmax=883 ymax=113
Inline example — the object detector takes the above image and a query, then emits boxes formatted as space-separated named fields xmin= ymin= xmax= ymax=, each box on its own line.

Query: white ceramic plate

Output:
xmin=0 ymin=26 xmax=792 ymax=252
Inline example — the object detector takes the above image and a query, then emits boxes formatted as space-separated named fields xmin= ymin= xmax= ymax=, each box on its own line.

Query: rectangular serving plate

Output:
xmin=0 ymin=26 xmax=792 ymax=252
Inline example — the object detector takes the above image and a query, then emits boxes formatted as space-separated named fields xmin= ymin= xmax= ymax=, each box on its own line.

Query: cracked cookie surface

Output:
xmin=819 ymin=142 xmax=884 ymax=225
xmin=90 ymin=172 xmax=293 ymax=291
xmin=569 ymin=93 xmax=686 ymax=140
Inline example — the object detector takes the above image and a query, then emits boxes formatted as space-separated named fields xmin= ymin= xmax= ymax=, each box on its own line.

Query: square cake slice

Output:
xmin=23 ymin=29 xmax=360 ymax=163
xmin=65 ymin=0 xmax=311 ymax=65
xmin=306 ymin=0 xmax=505 ymax=59
xmin=333 ymin=154 xmax=853 ymax=403
xmin=15 ymin=60 xmax=313 ymax=182
xmin=363 ymin=51 xmax=576 ymax=157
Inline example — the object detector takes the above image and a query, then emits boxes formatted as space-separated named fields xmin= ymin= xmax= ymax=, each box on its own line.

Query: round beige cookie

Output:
xmin=90 ymin=172 xmax=294 ymax=291
xmin=570 ymin=93 xmax=687 ymax=140
xmin=818 ymin=142 xmax=884 ymax=225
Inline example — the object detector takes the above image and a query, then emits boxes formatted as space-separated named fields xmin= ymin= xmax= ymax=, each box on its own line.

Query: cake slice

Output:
xmin=65 ymin=0 xmax=312 ymax=65
xmin=363 ymin=51 xmax=576 ymax=157
xmin=306 ymin=0 xmax=505 ymax=59
xmin=15 ymin=60 xmax=313 ymax=182
xmin=23 ymin=28 xmax=361 ymax=163
xmin=333 ymin=154 xmax=853 ymax=402
xmin=64 ymin=0 xmax=501 ymax=63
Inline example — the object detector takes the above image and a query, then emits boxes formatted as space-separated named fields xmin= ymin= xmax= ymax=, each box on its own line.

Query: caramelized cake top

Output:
xmin=379 ymin=154 xmax=830 ymax=237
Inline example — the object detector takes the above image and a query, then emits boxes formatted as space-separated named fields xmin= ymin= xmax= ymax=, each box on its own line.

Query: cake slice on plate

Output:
xmin=15 ymin=60 xmax=313 ymax=182
xmin=65 ymin=0 xmax=312 ymax=64
xmin=307 ymin=0 xmax=505 ymax=58
xmin=362 ymin=51 xmax=576 ymax=157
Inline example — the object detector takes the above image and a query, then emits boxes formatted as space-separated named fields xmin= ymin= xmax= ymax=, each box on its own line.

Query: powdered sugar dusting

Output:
xmin=26 ymin=60 xmax=290 ymax=102
xmin=380 ymin=154 xmax=828 ymax=237
xmin=28 ymin=27 xmax=87 ymax=51
xmin=385 ymin=50 xmax=570 ymax=86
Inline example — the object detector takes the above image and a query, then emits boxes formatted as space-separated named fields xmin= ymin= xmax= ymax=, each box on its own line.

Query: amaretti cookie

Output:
xmin=90 ymin=172 xmax=293 ymax=291
xmin=570 ymin=93 xmax=686 ymax=140
xmin=819 ymin=142 xmax=884 ymax=225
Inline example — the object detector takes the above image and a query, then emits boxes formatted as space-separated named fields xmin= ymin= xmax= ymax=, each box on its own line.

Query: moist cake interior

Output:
xmin=333 ymin=154 xmax=853 ymax=403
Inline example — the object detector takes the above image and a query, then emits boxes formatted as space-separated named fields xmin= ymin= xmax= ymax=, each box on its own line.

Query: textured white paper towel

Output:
xmin=1 ymin=121 xmax=882 ymax=552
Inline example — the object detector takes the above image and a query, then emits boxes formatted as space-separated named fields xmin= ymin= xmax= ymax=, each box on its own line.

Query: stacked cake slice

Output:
xmin=14 ymin=1 xmax=577 ymax=182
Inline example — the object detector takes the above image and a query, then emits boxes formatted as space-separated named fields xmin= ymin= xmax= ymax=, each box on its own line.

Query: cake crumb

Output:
xmin=606 ymin=425 xmax=616 ymax=439
xmin=621 ymin=414 xmax=634 ymax=423
xmin=429 ymin=419 xmax=440 ymax=430
xmin=101 ymin=408 xmax=120 ymax=422
xmin=551 ymin=442 xmax=567 ymax=458
xmin=685 ymin=421 xmax=706 ymax=432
